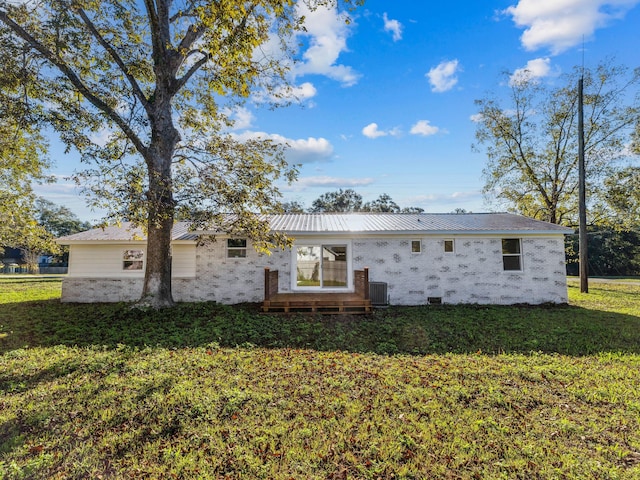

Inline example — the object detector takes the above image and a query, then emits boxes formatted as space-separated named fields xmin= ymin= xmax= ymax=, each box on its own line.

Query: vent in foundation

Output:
xmin=427 ymin=297 xmax=442 ymax=305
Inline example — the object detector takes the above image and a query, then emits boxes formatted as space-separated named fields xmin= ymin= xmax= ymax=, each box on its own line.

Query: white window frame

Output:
xmin=227 ymin=238 xmax=247 ymax=258
xmin=411 ymin=239 xmax=422 ymax=254
xmin=292 ymin=239 xmax=353 ymax=291
xmin=123 ymin=249 xmax=144 ymax=271
xmin=502 ymin=238 xmax=523 ymax=271
xmin=443 ymin=239 xmax=455 ymax=253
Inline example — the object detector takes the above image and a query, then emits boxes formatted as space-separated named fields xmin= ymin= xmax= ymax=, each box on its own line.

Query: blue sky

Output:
xmin=36 ymin=0 xmax=640 ymax=221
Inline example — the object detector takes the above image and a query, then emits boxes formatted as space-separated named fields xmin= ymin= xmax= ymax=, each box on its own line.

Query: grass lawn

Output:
xmin=1 ymin=278 xmax=639 ymax=479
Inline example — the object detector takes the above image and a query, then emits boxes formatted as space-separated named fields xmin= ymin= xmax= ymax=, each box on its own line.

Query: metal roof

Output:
xmin=57 ymin=221 xmax=197 ymax=243
xmin=268 ymin=213 xmax=573 ymax=234
xmin=57 ymin=213 xmax=572 ymax=243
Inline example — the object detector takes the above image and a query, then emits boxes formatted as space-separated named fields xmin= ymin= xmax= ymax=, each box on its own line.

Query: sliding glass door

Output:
xmin=296 ymin=244 xmax=348 ymax=288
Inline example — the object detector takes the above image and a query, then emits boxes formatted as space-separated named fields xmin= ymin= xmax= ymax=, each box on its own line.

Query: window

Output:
xmin=444 ymin=239 xmax=454 ymax=253
xmin=411 ymin=240 xmax=422 ymax=253
xmin=502 ymin=238 xmax=522 ymax=271
xmin=227 ymin=238 xmax=247 ymax=258
xmin=123 ymin=249 xmax=144 ymax=270
xmin=296 ymin=244 xmax=348 ymax=288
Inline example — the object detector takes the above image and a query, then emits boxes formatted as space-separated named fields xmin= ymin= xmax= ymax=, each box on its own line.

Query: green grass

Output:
xmin=1 ymin=278 xmax=640 ymax=479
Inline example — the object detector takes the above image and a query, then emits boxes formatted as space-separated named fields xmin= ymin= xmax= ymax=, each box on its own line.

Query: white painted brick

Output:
xmin=62 ymin=235 xmax=568 ymax=305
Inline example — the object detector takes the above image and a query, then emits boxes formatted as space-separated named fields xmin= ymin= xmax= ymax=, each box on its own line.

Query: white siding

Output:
xmin=68 ymin=244 xmax=146 ymax=278
xmin=172 ymin=244 xmax=196 ymax=278
xmin=67 ymin=243 xmax=195 ymax=278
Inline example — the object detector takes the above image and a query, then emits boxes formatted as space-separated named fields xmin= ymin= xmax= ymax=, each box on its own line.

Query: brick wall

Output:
xmin=352 ymin=236 xmax=567 ymax=305
xmin=61 ymin=235 xmax=568 ymax=305
xmin=187 ymin=241 xmax=290 ymax=303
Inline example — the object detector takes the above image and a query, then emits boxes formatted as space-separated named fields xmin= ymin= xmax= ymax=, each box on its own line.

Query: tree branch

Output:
xmin=72 ymin=5 xmax=150 ymax=112
xmin=169 ymin=0 xmax=199 ymax=23
xmin=143 ymin=0 xmax=162 ymax=69
xmin=172 ymin=52 xmax=210 ymax=93
xmin=0 ymin=8 xmax=149 ymax=158
xmin=176 ymin=23 xmax=206 ymax=54
xmin=172 ymin=1 xmax=258 ymax=94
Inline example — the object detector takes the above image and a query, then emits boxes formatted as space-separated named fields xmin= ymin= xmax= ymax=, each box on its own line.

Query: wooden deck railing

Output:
xmin=264 ymin=267 xmax=369 ymax=300
xmin=263 ymin=267 xmax=371 ymax=313
xmin=264 ymin=267 xmax=280 ymax=301
xmin=354 ymin=268 xmax=370 ymax=300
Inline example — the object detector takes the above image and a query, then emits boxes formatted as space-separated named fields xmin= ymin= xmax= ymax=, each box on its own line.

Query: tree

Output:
xmin=566 ymin=227 xmax=640 ymax=276
xmin=400 ymin=206 xmax=425 ymax=214
xmin=310 ymin=188 xmax=363 ymax=212
xmin=281 ymin=200 xmax=305 ymax=213
xmin=0 ymin=41 xmax=54 ymax=257
xmin=0 ymin=0 xmax=359 ymax=307
xmin=0 ymin=121 xmax=55 ymax=259
xmin=36 ymin=198 xmax=91 ymax=237
xmin=474 ymin=62 xmax=640 ymax=225
xmin=309 ymin=190 xmax=427 ymax=213
xmin=362 ymin=193 xmax=400 ymax=212
xmin=604 ymin=166 xmax=640 ymax=229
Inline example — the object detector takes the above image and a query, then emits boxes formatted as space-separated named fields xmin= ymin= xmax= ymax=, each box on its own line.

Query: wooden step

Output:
xmin=262 ymin=298 xmax=372 ymax=314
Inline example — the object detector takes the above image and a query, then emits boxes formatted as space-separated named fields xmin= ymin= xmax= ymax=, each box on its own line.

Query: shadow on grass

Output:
xmin=2 ymin=299 xmax=639 ymax=356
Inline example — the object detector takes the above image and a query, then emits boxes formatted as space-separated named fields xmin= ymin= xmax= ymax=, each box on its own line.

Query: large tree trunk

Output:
xmin=138 ymin=109 xmax=179 ymax=308
xmin=141 ymin=209 xmax=174 ymax=307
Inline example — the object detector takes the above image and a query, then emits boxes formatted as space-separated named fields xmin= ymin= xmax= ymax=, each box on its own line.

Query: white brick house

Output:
xmin=57 ymin=213 xmax=573 ymax=305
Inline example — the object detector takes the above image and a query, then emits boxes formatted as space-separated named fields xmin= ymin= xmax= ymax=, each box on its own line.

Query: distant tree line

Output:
xmin=282 ymin=189 xmax=428 ymax=214
xmin=566 ymin=228 xmax=640 ymax=277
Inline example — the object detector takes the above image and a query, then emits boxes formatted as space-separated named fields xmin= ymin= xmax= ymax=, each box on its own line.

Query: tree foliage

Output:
xmin=604 ymin=166 xmax=640 ymax=229
xmin=0 ymin=122 xmax=54 ymax=257
xmin=566 ymin=227 xmax=640 ymax=277
xmin=307 ymin=190 xmax=424 ymax=213
xmin=0 ymin=0 xmax=359 ymax=306
xmin=474 ymin=62 xmax=640 ymax=225
xmin=310 ymin=188 xmax=363 ymax=212
xmin=281 ymin=200 xmax=305 ymax=213
xmin=36 ymin=198 xmax=91 ymax=238
xmin=362 ymin=193 xmax=400 ymax=212
xmin=0 ymin=32 xmax=56 ymax=257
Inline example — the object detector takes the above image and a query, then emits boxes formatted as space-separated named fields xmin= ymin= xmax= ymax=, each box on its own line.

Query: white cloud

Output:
xmin=294 ymin=3 xmax=361 ymax=86
xmin=405 ymin=190 xmax=483 ymax=207
xmin=231 ymin=131 xmax=333 ymax=164
xmin=362 ymin=123 xmax=400 ymax=139
xmin=286 ymin=176 xmax=375 ymax=190
xmin=383 ymin=13 xmax=403 ymax=41
xmin=89 ymin=128 xmax=113 ymax=147
xmin=427 ymin=60 xmax=461 ymax=93
xmin=285 ymin=82 xmax=317 ymax=101
xmin=469 ymin=113 xmax=485 ymax=123
xmin=32 ymin=178 xmax=105 ymax=222
xmin=410 ymin=120 xmax=440 ymax=137
xmin=509 ymin=57 xmax=553 ymax=86
xmin=505 ymin=0 xmax=640 ymax=54
xmin=257 ymin=82 xmax=318 ymax=105
xmin=33 ymin=176 xmax=77 ymax=197
xmin=225 ymin=106 xmax=255 ymax=130
xmin=362 ymin=123 xmax=386 ymax=139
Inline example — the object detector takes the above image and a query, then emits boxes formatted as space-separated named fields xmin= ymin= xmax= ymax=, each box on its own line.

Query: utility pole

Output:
xmin=578 ymin=76 xmax=588 ymax=293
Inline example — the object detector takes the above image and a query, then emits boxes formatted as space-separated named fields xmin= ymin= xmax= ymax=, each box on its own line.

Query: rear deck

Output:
xmin=262 ymin=267 xmax=372 ymax=314
xmin=262 ymin=292 xmax=372 ymax=314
